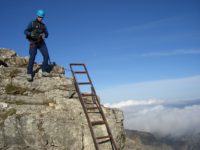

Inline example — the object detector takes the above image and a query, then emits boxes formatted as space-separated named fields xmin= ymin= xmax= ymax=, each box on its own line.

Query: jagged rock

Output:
xmin=0 ymin=102 xmax=9 ymax=111
xmin=3 ymin=56 xmax=29 ymax=67
xmin=0 ymin=48 xmax=125 ymax=150
xmin=0 ymin=48 xmax=16 ymax=58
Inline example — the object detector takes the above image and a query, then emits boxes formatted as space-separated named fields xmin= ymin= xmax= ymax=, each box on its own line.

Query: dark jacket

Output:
xmin=24 ymin=19 xmax=48 ymax=41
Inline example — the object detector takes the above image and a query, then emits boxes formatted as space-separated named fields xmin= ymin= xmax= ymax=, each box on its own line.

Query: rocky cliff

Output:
xmin=0 ymin=48 xmax=125 ymax=150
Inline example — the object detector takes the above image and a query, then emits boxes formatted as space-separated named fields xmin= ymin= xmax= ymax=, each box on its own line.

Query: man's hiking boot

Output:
xmin=27 ymin=74 xmax=32 ymax=81
xmin=42 ymin=71 xmax=50 ymax=77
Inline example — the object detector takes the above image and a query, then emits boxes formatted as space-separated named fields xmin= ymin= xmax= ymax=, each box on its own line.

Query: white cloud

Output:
xmin=125 ymin=104 xmax=200 ymax=137
xmin=117 ymin=16 xmax=177 ymax=32
xmin=105 ymin=99 xmax=200 ymax=138
xmin=98 ymin=75 xmax=200 ymax=103
xmin=100 ymin=75 xmax=200 ymax=137
xmin=117 ymin=15 xmax=192 ymax=33
xmin=104 ymin=99 xmax=163 ymax=108
xmin=140 ymin=49 xmax=200 ymax=57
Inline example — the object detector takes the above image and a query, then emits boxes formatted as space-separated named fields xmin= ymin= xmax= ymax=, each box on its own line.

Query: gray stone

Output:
xmin=0 ymin=48 xmax=16 ymax=58
xmin=0 ymin=48 xmax=126 ymax=150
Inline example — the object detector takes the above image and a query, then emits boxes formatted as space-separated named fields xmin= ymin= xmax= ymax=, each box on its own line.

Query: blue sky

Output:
xmin=0 ymin=0 xmax=200 ymax=103
xmin=1 ymin=0 xmax=200 ymax=136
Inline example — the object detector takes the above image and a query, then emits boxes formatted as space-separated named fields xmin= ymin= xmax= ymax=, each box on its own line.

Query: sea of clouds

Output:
xmin=105 ymin=99 xmax=200 ymax=138
xmin=100 ymin=75 xmax=200 ymax=137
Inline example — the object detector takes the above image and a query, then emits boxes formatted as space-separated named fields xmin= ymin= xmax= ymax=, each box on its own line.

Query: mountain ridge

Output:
xmin=125 ymin=129 xmax=200 ymax=150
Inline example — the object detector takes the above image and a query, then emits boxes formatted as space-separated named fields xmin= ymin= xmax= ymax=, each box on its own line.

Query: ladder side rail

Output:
xmin=83 ymin=65 xmax=101 ymax=107
xmin=91 ymin=87 xmax=100 ymax=108
xmin=83 ymin=64 xmax=118 ymax=150
xmin=91 ymin=86 xmax=118 ymax=150
xmin=70 ymin=64 xmax=99 ymax=150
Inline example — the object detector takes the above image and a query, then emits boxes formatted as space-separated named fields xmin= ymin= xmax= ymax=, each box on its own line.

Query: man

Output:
xmin=24 ymin=9 xmax=50 ymax=81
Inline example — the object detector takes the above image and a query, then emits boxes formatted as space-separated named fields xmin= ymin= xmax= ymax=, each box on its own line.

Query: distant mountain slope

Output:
xmin=124 ymin=129 xmax=172 ymax=150
xmin=124 ymin=129 xmax=200 ymax=150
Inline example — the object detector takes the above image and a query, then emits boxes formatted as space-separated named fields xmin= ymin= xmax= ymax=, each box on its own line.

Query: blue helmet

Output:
xmin=36 ymin=9 xmax=45 ymax=18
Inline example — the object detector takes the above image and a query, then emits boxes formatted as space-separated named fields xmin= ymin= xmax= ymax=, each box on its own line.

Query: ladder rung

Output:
xmin=78 ymin=82 xmax=91 ymax=85
xmin=74 ymin=71 xmax=87 ymax=74
xmin=88 ymin=111 xmax=100 ymax=114
xmin=82 ymin=93 xmax=95 ymax=96
xmin=86 ymin=106 xmax=99 ymax=110
xmin=70 ymin=64 xmax=84 ymax=66
xmin=97 ymin=139 xmax=111 ymax=144
xmin=84 ymin=102 xmax=95 ymax=104
xmin=96 ymin=135 xmax=110 ymax=140
xmin=91 ymin=120 xmax=105 ymax=126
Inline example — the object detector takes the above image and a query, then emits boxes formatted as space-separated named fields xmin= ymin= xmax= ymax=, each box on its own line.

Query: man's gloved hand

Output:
xmin=27 ymin=32 xmax=31 ymax=36
xmin=40 ymin=33 xmax=46 ymax=39
xmin=26 ymin=32 xmax=31 ymax=40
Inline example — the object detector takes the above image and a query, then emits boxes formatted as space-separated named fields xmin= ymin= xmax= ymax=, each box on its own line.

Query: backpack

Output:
xmin=27 ymin=20 xmax=45 ymax=41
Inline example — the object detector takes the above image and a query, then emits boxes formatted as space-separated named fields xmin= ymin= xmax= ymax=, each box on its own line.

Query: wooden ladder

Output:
xmin=70 ymin=64 xmax=118 ymax=150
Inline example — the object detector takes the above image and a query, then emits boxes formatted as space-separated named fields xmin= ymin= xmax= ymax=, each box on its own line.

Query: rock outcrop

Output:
xmin=0 ymin=48 xmax=125 ymax=150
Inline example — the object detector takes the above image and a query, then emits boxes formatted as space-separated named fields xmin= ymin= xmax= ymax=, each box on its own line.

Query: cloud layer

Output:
xmin=100 ymin=75 xmax=200 ymax=137
xmin=105 ymin=99 xmax=200 ymax=138
xmin=104 ymin=99 xmax=163 ymax=108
